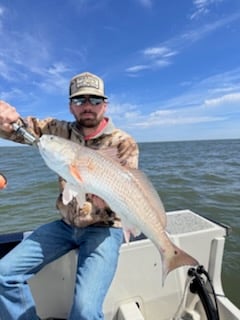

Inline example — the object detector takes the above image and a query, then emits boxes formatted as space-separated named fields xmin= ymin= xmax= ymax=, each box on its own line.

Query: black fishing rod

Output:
xmin=188 ymin=265 xmax=220 ymax=320
xmin=11 ymin=122 xmax=38 ymax=144
xmin=1 ymin=123 xmax=37 ymax=190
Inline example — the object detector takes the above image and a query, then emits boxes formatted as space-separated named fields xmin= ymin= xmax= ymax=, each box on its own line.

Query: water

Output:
xmin=0 ymin=139 xmax=240 ymax=308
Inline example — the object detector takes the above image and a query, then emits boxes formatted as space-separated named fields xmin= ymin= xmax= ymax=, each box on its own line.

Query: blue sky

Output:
xmin=0 ymin=0 xmax=240 ymax=145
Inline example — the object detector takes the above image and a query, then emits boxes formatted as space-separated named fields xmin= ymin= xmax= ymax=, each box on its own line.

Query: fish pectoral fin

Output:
xmin=62 ymin=182 xmax=86 ymax=207
xmin=69 ymin=164 xmax=83 ymax=183
xmin=62 ymin=182 xmax=78 ymax=205
xmin=75 ymin=192 xmax=87 ymax=208
xmin=122 ymin=219 xmax=141 ymax=243
xmin=123 ymin=229 xmax=131 ymax=243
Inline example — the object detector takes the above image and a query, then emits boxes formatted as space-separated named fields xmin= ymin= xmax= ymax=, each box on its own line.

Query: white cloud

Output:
xmin=135 ymin=115 xmax=224 ymax=128
xmin=190 ymin=0 xmax=223 ymax=20
xmin=155 ymin=59 xmax=172 ymax=67
xmin=150 ymin=109 xmax=176 ymax=117
xmin=143 ymin=46 xmax=170 ymax=57
xmin=143 ymin=46 xmax=178 ymax=59
xmin=126 ymin=65 xmax=149 ymax=73
xmin=0 ymin=5 xmax=5 ymax=31
xmin=0 ymin=88 xmax=26 ymax=102
xmin=111 ymin=67 xmax=240 ymax=137
xmin=136 ymin=0 xmax=153 ymax=9
xmin=0 ymin=13 xmax=72 ymax=97
xmin=0 ymin=5 xmax=5 ymax=16
xmin=36 ymin=63 xmax=70 ymax=94
xmin=0 ymin=31 xmax=51 ymax=82
xmin=126 ymin=11 xmax=240 ymax=76
xmin=204 ymin=92 xmax=240 ymax=107
xmin=0 ymin=60 xmax=13 ymax=81
xmin=126 ymin=46 xmax=176 ymax=74
xmin=107 ymin=100 xmax=139 ymax=116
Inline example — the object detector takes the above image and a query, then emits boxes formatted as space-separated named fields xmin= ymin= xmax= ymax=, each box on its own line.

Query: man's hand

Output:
xmin=0 ymin=101 xmax=20 ymax=132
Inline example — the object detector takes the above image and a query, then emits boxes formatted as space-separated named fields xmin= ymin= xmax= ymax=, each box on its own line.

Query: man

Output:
xmin=0 ymin=72 xmax=139 ymax=320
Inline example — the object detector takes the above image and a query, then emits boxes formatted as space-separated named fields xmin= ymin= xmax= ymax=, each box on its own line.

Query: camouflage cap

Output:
xmin=69 ymin=72 xmax=108 ymax=99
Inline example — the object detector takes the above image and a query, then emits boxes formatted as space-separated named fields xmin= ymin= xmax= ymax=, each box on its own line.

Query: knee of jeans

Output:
xmin=71 ymin=298 xmax=103 ymax=319
xmin=0 ymin=266 xmax=11 ymax=288
xmin=0 ymin=260 xmax=9 ymax=278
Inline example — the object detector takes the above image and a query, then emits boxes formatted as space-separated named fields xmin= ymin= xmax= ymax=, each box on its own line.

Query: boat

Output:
xmin=0 ymin=209 xmax=240 ymax=320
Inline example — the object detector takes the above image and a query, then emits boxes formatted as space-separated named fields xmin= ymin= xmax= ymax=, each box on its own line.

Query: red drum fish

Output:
xmin=38 ymin=135 xmax=198 ymax=283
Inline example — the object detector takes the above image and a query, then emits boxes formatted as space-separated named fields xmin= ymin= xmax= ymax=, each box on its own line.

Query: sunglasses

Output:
xmin=71 ymin=96 xmax=105 ymax=106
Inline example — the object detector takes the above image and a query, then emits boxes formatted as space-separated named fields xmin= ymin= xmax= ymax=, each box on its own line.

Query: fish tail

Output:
xmin=161 ymin=243 xmax=199 ymax=286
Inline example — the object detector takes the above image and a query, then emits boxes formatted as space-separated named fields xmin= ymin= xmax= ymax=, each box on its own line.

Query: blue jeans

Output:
xmin=0 ymin=220 xmax=123 ymax=320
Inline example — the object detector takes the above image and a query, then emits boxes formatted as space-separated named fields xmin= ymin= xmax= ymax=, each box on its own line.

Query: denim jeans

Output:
xmin=0 ymin=220 xmax=123 ymax=320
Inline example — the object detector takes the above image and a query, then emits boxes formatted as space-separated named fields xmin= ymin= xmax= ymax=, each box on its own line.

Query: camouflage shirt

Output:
xmin=0 ymin=117 xmax=139 ymax=228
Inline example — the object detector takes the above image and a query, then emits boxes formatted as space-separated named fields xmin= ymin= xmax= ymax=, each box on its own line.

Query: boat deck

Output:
xmin=1 ymin=209 xmax=239 ymax=320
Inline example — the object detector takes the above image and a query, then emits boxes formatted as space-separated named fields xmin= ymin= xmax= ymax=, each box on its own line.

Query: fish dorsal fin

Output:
xmin=129 ymin=168 xmax=167 ymax=228
xmin=95 ymin=147 xmax=120 ymax=164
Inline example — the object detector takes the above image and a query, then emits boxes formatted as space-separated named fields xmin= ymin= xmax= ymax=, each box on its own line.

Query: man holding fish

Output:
xmin=0 ymin=72 xmax=140 ymax=320
xmin=0 ymin=72 xmax=198 ymax=320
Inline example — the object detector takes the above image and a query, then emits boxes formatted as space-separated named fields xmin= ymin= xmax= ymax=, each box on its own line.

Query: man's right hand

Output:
xmin=0 ymin=100 xmax=20 ymax=132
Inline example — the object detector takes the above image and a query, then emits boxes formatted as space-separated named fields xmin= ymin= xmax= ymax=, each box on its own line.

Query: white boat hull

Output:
xmin=23 ymin=209 xmax=240 ymax=320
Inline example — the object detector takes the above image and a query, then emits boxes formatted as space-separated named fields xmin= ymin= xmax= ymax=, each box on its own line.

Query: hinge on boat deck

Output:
xmin=118 ymin=301 xmax=145 ymax=320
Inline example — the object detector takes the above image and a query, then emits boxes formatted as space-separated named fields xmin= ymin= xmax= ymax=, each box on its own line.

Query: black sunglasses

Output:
xmin=71 ymin=96 xmax=105 ymax=106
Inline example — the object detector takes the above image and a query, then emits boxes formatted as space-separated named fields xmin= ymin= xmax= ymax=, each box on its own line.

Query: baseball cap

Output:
xmin=69 ymin=72 xmax=108 ymax=99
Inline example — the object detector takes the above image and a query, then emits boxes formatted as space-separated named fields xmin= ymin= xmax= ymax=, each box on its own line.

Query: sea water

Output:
xmin=0 ymin=139 xmax=239 ymax=308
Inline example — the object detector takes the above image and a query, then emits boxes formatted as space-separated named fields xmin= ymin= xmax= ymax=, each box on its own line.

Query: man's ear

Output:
xmin=103 ymin=101 xmax=108 ymax=112
xmin=69 ymin=102 xmax=73 ymax=114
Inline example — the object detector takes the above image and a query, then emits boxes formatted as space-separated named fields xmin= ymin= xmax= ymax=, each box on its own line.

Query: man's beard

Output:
xmin=77 ymin=114 xmax=104 ymax=128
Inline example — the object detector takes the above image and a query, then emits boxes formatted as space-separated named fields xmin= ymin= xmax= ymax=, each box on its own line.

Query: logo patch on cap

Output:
xmin=76 ymin=75 xmax=99 ymax=89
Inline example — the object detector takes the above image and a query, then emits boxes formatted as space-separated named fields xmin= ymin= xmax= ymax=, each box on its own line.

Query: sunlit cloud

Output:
xmin=0 ymin=60 xmax=12 ymax=81
xmin=126 ymin=46 xmax=176 ymax=74
xmin=136 ymin=0 xmax=153 ymax=9
xmin=0 ymin=88 xmax=26 ymax=102
xmin=190 ymin=0 xmax=223 ymax=20
xmin=110 ymin=66 xmax=240 ymax=136
xmin=143 ymin=46 xmax=177 ymax=58
xmin=204 ymin=92 xmax=240 ymax=107
xmin=36 ymin=63 xmax=70 ymax=94
xmin=0 ymin=5 xmax=5 ymax=16
xmin=0 ymin=5 xmax=5 ymax=31
xmin=126 ymin=65 xmax=149 ymax=73
xmin=155 ymin=59 xmax=172 ymax=67
xmin=0 ymin=14 xmax=71 ymax=97
xmin=134 ymin=115 xmax=225 ymax=128
xmin=125 ymin=11 xmax=240 ymax=76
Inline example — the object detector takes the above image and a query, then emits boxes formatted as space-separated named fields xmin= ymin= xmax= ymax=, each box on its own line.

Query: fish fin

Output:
xmin=75 ymin=192 xmax=87 ymax=208
xmin=62 ymin=182 xmax=86 ymax=207
xmin=68 ymin=165 xmax=88 ymax=207
xmin=69 ymin=164 xmax=83 ymax=182
xmin=161 ymin=242 xmax=199 ymax=286
xmin=122 ymin=218 xmax=141 ymax=243
xmin=123 ymin=229 xmax=131 ymax=243
xmin=96 ymin=147 xmax=120 ymax=163
xmin=62 ymin=182 xmax=78 ymax=205
xmin=129 ymin=168 xmax=167 ymax=228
